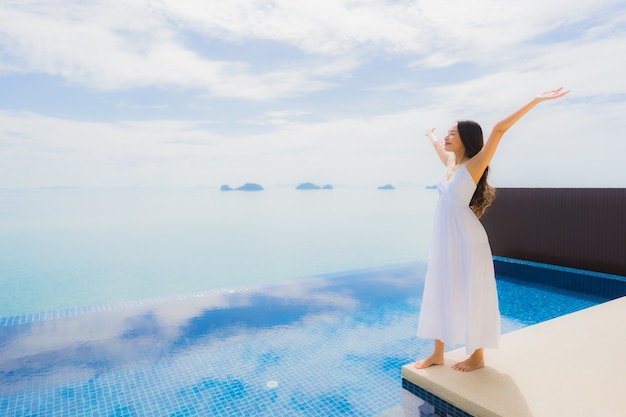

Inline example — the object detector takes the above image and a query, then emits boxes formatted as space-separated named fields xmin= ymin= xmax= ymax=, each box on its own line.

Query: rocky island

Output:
xmin=296 ymin=182 xmax=333 ymax=190
xmin=220 ymin=183 xmax=264 ymax=191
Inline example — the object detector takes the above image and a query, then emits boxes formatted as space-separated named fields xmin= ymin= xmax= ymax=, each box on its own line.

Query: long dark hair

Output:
xmin=457 ymin=120 xmax=496 ymax=218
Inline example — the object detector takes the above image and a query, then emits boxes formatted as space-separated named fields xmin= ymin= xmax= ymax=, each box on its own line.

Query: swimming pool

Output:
xmin=0 ymin=263 xmax=607 ymax=417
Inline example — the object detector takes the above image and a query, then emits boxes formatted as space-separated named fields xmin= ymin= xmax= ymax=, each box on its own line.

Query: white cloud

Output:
xmin=414 ymin=0 xmax=623 ymax=65
xmin=244 ymin=109 xmax=311 ymax=126
xmin=3 ymin=90 xmax=625 ymax=189
xmin=156 ymin=0 xmax=428 ymax=55
xmin=0 ymin=0 xmax=625 ymax=188
xmin=0 ymin=1 xmax=359 ymax=99
xmin=0 ymin=109 xmax=423 ymax=188
xmin=3 ymin=0 xmax=620 ymax=98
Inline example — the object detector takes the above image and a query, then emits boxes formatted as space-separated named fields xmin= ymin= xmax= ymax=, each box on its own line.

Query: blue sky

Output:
xmin=1 ymin=0 xmax=625 ymax=188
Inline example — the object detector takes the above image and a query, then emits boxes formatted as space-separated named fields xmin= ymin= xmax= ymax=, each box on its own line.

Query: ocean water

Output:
xmin=0 ymin=187 xmax=437 ymax=317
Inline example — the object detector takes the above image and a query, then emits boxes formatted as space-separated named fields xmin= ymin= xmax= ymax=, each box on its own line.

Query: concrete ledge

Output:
xmin=402 ymin=296 xmax=626 ymax=417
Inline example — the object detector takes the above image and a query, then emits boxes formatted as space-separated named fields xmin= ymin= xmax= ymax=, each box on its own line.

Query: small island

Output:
xmin=220 ymin=183 xmax=264 ymax=191
xmin=378 ymin=184 xmax=395 ymax=190
xmin=296 ymin=182 xmax=319 ymax=190
xmin=296 ymin=182 xmax=333 ymax=190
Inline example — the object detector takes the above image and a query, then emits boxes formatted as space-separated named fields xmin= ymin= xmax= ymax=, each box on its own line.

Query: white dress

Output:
xmin=417 ymin=165 xmax=500 ymax=353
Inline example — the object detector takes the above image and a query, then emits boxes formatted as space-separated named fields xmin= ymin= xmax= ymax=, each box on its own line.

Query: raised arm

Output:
xmin=425 ymin=128 xmax=452 ymax=167
xmin=466 ymin=87 xmax=569 ymax=183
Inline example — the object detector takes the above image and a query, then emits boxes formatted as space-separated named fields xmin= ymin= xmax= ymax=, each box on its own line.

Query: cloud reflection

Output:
xmin=0 ymin=263 xmax=425 ymax=396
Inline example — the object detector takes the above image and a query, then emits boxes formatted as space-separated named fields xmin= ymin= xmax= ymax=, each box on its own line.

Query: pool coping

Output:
xmin=402 ymin=257 xmax=626 ymax=417
xmin=402 ymin=295 xmax=626 ymax=417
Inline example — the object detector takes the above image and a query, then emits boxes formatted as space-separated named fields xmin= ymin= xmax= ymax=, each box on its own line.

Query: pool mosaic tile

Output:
xmin=402 ymin=380 xmax=473 ymax=417
xmin=494 ymin=256 xmax=626 ymax=299
xmin=0 ymin=263 xmax=608 ymax=416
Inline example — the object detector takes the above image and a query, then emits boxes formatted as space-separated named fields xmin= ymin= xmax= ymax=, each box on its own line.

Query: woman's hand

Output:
xmin=426 ymin=127 xmax=450 ymax=165
xmin=425 ymin=127 xmax=437 ymax=142
xmin=536 ymin=87 xmax=570 ymax=102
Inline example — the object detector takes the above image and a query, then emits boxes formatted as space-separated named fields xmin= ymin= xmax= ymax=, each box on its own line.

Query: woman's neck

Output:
xmin=454 ymin=152 xmax=469 ymax=166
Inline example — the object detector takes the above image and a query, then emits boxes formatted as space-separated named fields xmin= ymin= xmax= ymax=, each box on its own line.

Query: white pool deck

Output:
xmin=400 ymin=296 xmax=626 ymax=417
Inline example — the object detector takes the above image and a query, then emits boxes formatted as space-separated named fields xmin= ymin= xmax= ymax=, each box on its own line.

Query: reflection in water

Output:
xmin=0 ymin=264 xmax=427 ymax=416
xmin=0 ymin=263 xmax=604 ymax=416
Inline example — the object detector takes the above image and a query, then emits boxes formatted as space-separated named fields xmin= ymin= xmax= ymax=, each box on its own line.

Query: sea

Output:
xmin=0 ymin=186 xmax=437 ymax=317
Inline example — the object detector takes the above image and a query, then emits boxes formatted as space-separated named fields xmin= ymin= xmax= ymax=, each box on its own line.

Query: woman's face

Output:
xmin=444 ymin=124 xmax=465 ymax=154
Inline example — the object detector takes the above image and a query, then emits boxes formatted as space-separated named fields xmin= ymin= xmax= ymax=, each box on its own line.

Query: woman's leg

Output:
xmin=414 ymin=339 xmax=445 ymax=369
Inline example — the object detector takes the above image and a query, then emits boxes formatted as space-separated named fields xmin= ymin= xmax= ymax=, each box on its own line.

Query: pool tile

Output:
xmin=0 ymin=263 xmax=609 ymax=416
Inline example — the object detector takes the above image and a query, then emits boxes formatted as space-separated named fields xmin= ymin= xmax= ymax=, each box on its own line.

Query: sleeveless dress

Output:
xmin=417 ymin=165 xmax=500 ymax=353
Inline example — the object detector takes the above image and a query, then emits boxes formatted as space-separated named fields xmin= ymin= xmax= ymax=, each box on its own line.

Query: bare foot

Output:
xmin=451 ymin=353 xmax=484 ymax=372
xmin=414 ymin=354 xmax=444 ymax=369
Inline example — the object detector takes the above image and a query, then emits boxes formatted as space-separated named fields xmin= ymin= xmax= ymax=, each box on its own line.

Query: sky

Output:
xmin=1 ymin=0 xmax=625 ymax=189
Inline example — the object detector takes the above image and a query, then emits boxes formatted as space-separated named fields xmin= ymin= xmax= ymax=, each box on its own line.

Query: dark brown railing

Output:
xmin=481 ymin=188 xmax=626 ymax=277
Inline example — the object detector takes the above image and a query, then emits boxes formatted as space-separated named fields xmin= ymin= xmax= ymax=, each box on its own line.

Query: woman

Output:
xmin=415 ymin=87 xmax=569 ymax=372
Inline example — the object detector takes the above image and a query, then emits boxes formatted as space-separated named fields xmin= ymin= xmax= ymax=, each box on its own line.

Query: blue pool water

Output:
xmin=0 ymin=263 xmax=606 ymax=417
